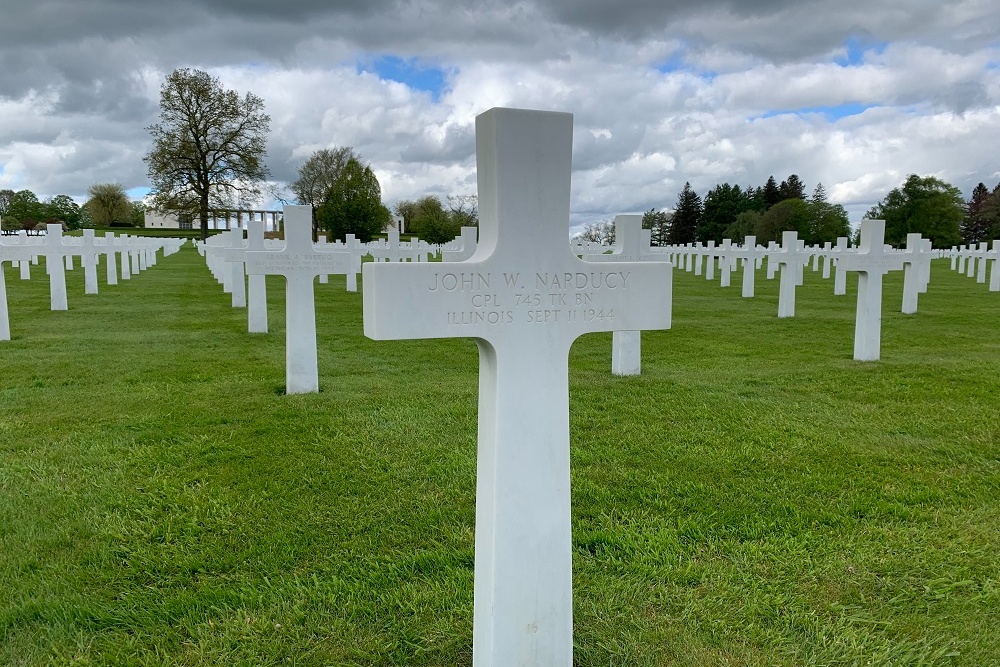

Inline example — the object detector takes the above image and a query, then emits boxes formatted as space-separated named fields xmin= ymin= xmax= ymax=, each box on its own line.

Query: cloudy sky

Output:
xmin=1 ymin=0 xmax=998 ymax=233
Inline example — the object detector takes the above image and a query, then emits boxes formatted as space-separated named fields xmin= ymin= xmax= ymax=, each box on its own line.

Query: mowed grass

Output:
xmin=1 ymin=248 xmax=998 ymax=666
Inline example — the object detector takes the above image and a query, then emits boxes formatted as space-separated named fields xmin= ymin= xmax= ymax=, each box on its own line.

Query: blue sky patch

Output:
xmin=835 ymin=36 xmax=888 ymax=66
xmin=757 ymin=102 xmax=873 ymax=122
xmin=360 ymin=56 xmax=447 ymax=101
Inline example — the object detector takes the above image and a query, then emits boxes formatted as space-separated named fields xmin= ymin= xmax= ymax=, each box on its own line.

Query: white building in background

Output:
xmin=144 ymin=208 xmax=283 ymax=232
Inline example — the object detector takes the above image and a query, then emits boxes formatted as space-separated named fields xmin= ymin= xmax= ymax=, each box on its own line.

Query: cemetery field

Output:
xmin=2 ymin=247 xmax=999 ymax=667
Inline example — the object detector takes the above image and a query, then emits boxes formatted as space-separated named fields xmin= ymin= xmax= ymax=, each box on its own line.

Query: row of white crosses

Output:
xmin=948 ymin=241 xmax=1000 ymax=291
xmin=0 ymin=225 xmax=185 ymax=340
xmin=659 ymin=225 xmax=943 ymax=361
xmin=201 ymin=215 xmax=485 ymax=394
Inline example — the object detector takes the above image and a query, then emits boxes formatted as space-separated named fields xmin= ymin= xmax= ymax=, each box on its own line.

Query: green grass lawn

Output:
xmin=1 ymin=248 xmax=998 ymax=666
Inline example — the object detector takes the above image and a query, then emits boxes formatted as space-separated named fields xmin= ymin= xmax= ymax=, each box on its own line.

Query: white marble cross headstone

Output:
xmin=986 ymin=240 xmax=1000 ymax=292
xmin=821 ymin=241 xmax=833 ymax=279
xmin=442 ymin=226 xmax=479 ymax=263
xmin=739 ymin=236 xmax=766 ymax=298
xmin=0 ymin=237 xmax=36 ymax=340
xmin=836 ymin=219 xmax=906 ymax=361
xmin=101 ymin=232 xmax=119 ymax=286
xmin=16 ymin=231 xmax=32 ymax=280
xmin=118 ymin=235 xmax=132 ymax=280
xmin=833 ymin=236 xmax=849 ymax=295
xmin=80 ymin=229 xmax=100 ymax=295
xmin=362 ymin=108 xmax=672 ymax=666
xmin=246 ymin=219 xmax=268 ymax=333
xmin=768 ymin=231 xmax=810 ymax=318
xmin=976 ymin=242 xmax=989 ymax=284
xmin=901 ymin=233 xmax=931 ymax=314
xmin=224 ymin=226 xmax=247 ymax=308
xmin=583 ymin=214 xmax=672 ymax=376
xmin=718 ymin=239 xmax=734 ymax=287
xmin=42 ymin=224 xmax=69 ymax=310
xmin=245 ymin=205 xmax=352 ymax=393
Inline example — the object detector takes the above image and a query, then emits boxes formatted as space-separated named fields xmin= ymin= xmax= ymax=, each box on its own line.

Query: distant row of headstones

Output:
xmin=580 ymin=216 xmax=998 ymax=367
xmin=199 ymin=202 xmax=998 ymax=402
xmin=0 ymin=225 xmax=186 ymax=340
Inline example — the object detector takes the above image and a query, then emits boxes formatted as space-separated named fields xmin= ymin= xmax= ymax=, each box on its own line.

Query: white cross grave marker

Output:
xmin=821 ymin=241 xmax=833 ymax=279
xmin=583 ymin=214 xmax=672 ymax=376
xmin=901 ymin=233 xmax=931 ymax=314
xmin=246 ymin=219 xmax=269 ymax=333
xmin=118 ymin=235 xmax=132 ymax=280
xmin=833 ymin=236 xmax=849 ymax=295
xmin=739 ymin=236 xmax=766 ymax=298
xmin=102 ymin=232 xmax=119 ymax=285
xmin=768 ymin=231 xmax=810 ymax=318
xmin=41 ymin=224 xmax=70 ymax=310
xmin=362 ymin=108 xmax=672 ymax=666
xmin=976 ymin=242 xmax=989 ymax=283
xmin=245 ymin=205 xmax=352 ymax=393
xmin=836 ymin=219 xmax=906 ymax=361
xmin=442 ymin=226 xmax=479 ymax=262
xmin=987 ymin=240 xmax=1000 ymax=292
xmin=0 ymin=237 xmax=36 ymax=340
xmin=17 ymin=231 xmax=32 ymax=280
xmin=80 ymin=229 xmax=100 ymax=295
xmin=223 ymin=226 xmax=248 ymax=308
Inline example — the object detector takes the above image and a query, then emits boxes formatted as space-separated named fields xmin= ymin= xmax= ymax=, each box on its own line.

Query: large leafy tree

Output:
xmin=47 ymin=194 xmax=81 ymax=229
xmin=3 ymin=190 xmax=52 ymax=229
xmin=86 ymin=183 xmax=132 ymax=226
xmin=723 ymin=210 xmax=762 ymax=243
xmin=145 ymin=68 xmax=271 ymax=240
xmin=289 ymin=146 xmax=358 ymax=237
xmin=314 ymin=157 xmax=390 ymax=242
xmin=866 ymin=174 xmax=963 ymax=247
xmin=396 ymin=194 xmax=477 ymax=243
xmin=666 ymin=182 xmax=702 ymax=244
xmin=406 ymin=195 xmax=459 ymax=244
xmin=0 ymin=189 xmax=15 ymax=218
xmin=754 ymin=198 xmax=812 ymax=244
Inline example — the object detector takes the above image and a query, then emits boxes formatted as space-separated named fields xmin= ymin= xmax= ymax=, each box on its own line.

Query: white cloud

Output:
xmin=0 ymin=0 xmax=998 ymax=231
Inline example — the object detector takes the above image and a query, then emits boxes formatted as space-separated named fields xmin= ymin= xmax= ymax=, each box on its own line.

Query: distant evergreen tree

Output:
xmin=699 ymin=183 xmax=748 ymax=243
xmin=811 ymin=182 xmax=828 ymax=204
xmin=963 ymin=182 xmax=993 ymax=244
xmin=986 ymin=184 xmax=1000 ymax=241
xmin=779 ymin=174 xmax=806 ymax=201
xmin=666 ymin=182 xmax=702 ymax=245
xmin=762 ymin=176 xmax=782 ymax=209
xmin=745 ymin=185 xmax=766 ymax=212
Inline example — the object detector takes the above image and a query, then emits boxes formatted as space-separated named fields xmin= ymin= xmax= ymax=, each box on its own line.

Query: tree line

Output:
xmin=581 ymin=173 xmax=995 ymax=250
xmin=0 ymin=184 xmax=144 ymax=232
